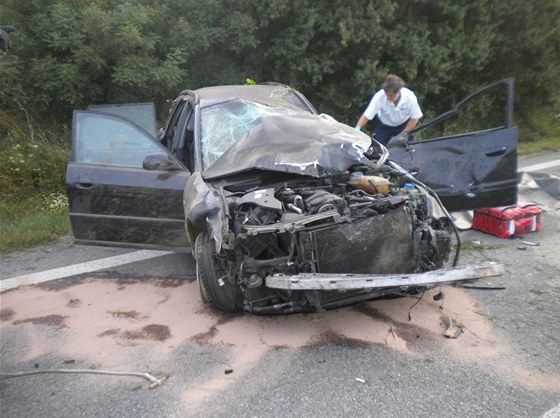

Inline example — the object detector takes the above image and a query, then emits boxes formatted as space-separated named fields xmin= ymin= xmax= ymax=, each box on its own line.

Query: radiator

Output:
xmin=308 ymin=206 xmax=417 ymax=274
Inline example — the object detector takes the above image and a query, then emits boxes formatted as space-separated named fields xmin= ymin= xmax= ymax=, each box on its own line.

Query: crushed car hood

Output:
xmin=202 ymin=113 xmax=374 ymax=179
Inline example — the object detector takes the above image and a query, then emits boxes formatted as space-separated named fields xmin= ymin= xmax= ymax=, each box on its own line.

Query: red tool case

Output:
xmin=472 ymin=202 xmax=542 ymax=238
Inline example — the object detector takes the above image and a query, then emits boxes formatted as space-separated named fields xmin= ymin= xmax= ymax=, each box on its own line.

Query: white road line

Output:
xmin=0 ymin=250 xmax=172 ymax=292
xmin=519 ymin=159 xmax=560 ymax=172
xmin=541 ymin=404 xmax=560 ymax=418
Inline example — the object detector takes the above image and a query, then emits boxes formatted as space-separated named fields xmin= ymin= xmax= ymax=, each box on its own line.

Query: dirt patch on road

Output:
xmin=0 ymin=278 xmax=529 ymax=358
xmin=1 ymin=277 xmax=559 ymax=406
xmin=13 ymin=314 xmax=68 ymax=329
xmin=109 ymin=310 xmax=142 ymax=320
xmin=122 ymin=324 xmax=171 ymax=341
xmin=0 ymin=307 xmax=16 ymax=321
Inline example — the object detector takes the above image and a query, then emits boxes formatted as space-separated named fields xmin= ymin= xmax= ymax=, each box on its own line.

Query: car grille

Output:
xmin=309 ymin=206 xmax=417 ymax=274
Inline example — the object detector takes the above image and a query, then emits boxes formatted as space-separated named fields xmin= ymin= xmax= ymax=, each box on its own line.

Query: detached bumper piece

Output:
xmin=266 ymin=263 xmax=504 ymax=291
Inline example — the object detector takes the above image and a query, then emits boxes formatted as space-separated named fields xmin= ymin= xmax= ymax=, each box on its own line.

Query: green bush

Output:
xmin=0 ymin=114 xmax=71 ymax=251
xmin=0 ymin=132 xmax=69 ymax=204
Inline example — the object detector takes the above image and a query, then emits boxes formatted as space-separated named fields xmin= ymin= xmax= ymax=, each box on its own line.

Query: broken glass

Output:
xmin=200 ymin=99 xmax=298 ymax=169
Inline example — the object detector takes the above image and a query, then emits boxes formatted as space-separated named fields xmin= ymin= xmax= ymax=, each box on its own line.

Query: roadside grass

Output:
xmin=518 ymin=136 xmax=559 ymax=155
xmin=0 ymin=201 xmax=70 ymax=252
xmin=459 ymin=241 xmax=495 ymax=252
xmin=518 ymin=108 xmax=560 ymax=154
xmin=0 ymin=115 xmax=71 ymax=253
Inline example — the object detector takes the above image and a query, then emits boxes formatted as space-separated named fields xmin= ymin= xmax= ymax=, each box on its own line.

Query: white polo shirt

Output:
xmin=363 ymin=87 xmax=423 ymax=127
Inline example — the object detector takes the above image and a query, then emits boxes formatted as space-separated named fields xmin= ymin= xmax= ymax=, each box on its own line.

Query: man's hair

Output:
xmin=382 ymin=74 xmax=405 ymax=93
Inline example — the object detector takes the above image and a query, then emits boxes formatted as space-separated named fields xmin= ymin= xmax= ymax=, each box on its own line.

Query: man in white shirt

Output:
xmin=355 ymin=74 xmax=423 ymax=145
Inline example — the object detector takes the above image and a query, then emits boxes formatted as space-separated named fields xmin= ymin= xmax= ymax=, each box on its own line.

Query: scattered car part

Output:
xmin=443 ymin=316 xmax=464 ymax=339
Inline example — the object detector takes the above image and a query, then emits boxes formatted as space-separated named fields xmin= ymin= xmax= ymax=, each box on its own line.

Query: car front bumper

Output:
xmin=266 ymin=263 xmax=504 ymax=291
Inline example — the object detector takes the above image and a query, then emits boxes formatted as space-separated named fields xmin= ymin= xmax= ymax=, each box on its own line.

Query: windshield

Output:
xmin=201 ymin=99 xmax=299 ymax=169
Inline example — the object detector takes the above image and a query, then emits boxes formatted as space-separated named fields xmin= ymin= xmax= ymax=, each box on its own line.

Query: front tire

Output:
xmin=194 ymin=232 xmax=243 ymax=312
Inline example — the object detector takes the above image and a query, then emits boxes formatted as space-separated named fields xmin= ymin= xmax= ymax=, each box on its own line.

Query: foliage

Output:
xmin=1 ymin=0 xmax=559 ymax=133
xmin=0 ymin=113 xmax=69 ymax=203
xmin=0 ymin=0 xmax=188 ymax=122
xmin=484 ymin=1 xmax=560 ymax=116
xmin=0 ymin=112 xmax=70 ymax=252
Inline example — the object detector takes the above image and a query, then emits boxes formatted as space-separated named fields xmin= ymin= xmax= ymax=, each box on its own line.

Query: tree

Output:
xmin=242 ymin=0 xmax=504 ymax=124
xmin=483 ymin=0 xmax=560 ymax=136
xmin=0 ymin=0 xmax=188 ymax=122
xmin=1 ymin=0 xmax=559 ymax=135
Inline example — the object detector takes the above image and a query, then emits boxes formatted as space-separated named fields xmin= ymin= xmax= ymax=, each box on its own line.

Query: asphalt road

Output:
xmin=1 ymin=151 xmax=559 ymax=418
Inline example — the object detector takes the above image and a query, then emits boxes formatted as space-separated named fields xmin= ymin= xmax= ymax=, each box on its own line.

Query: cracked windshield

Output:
xmin=200 ymin=99 xmax=298 ymax=169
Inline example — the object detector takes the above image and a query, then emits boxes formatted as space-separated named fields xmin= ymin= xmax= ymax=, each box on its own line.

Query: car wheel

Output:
xmin=194 ymin=232 xmax=244 ymax=312
xmin=196 ymin=261 xmax=210 ymax=304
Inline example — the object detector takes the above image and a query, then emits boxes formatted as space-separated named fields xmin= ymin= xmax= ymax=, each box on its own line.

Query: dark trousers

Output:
xmin=373 ymin=118 xmax=409 ymax=145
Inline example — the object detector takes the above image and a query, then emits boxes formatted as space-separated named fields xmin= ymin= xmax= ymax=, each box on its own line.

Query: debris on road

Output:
xmin=433 ymin=291 xmax=445 ymax=301
xmin=458 ymin=284 xmax=506 ymax=290
xmin=0 ymin=368 xmax=168 ymax=390
xmin=443 ymin=316 xmax=464 ymax=339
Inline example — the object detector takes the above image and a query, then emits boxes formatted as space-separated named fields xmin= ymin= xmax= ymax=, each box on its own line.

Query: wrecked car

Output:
xmin=66 ymin=80 xmax=518 ymax=313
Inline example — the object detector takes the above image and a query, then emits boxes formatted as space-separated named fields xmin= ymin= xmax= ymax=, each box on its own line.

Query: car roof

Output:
xmin=190 ymin=84 xmax=317 ymax=113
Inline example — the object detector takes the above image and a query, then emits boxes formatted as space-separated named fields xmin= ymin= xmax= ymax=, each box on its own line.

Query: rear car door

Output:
xmin=66 ymin=105 xmax=190 ymax=250
xmin=388 ymin=79 xmax=518 ymax=211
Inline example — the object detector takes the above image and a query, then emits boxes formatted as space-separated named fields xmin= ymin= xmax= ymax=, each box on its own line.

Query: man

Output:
xmin=355 ymin=74 xmax=422 ymax=145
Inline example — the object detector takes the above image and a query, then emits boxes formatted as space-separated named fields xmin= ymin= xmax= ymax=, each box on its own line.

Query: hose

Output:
xmin=0 ymin=369 xmax=168 ymax=389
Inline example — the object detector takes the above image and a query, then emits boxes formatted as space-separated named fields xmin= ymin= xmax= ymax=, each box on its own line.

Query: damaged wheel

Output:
xmin=194 ymin=232 xmax=243 ymax=312
xmin=196 ymin=262 xmax=210 ymax=304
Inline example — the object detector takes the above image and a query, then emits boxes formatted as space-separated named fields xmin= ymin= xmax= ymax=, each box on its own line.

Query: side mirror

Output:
xmin=143 ymin=153 xmax=182 ymax=171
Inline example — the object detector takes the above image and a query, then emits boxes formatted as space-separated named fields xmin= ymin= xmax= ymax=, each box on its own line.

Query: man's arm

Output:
xmin=355 ymin=114 xmax=370 ymax=130
xmin=355 ymin=91 xmax=382 ymax=130
xmin=402 ymin=118 xmax=419 ymax=133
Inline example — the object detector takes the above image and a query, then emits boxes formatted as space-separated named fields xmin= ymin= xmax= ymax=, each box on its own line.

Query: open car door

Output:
xmin=66 ymin=105 xmax=190 ymax=251
xmin=388 ymin=78 xmax=518 ymax=211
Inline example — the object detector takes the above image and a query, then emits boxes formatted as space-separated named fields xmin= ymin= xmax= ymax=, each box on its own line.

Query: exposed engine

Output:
xmin=218 ymin=168 xmax=454 ymax=312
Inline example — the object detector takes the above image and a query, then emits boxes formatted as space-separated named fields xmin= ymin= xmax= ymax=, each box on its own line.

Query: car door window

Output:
xmin=411 ymin=79 xmax=514 ymax=142
xmin=73 ymin=111 xmax=163 ymax=167
xmin=160 ymin=99 xmax=187 ymax=151
xmin=167 ymin=101 xmax=195 ymax=171
xmin=87 ymin=103 xmax=158 ymax=137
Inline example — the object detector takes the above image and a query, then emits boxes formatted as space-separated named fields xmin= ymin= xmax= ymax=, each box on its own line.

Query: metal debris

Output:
xmin=433 ymin=291 xmax=445 ymax=301
xmin=459 ymin=284 xmax=505 ymax=290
